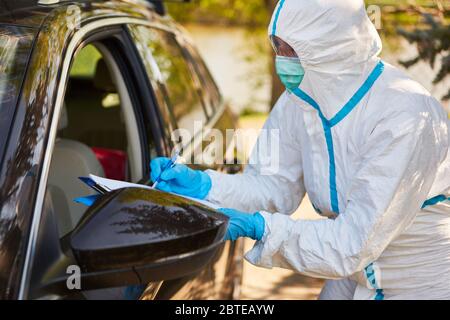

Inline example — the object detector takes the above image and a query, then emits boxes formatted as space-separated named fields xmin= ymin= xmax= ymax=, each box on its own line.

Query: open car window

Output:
xmin=46 ymin=43 xmax=144 ymax=237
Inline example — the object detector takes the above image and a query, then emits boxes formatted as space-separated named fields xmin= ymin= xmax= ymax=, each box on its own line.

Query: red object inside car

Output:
xmin=91 ymin=147 xmax=127 ymax=181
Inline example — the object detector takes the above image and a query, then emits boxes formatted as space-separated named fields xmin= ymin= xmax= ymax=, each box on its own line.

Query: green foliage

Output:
xmin=239 ymin=107 xmax=267 ymax=117
xmin=167 ymin=0 xmax=449 ymax=101
xmin=398 ymin=13 xmax=450 ymax=100
xmin=167 ymin=0 xmax=269 ymax=26
xmin=167 ymin=0 xmax=438 ymax=27
xmin=70 ymin=44 xmax=102 ymax=78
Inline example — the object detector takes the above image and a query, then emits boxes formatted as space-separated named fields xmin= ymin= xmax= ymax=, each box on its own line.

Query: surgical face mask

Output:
xmin=275 ymin=55 xmax=305 ymax=91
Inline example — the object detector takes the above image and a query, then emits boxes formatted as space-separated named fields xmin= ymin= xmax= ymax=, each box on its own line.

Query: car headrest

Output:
xmin=58 ymin=102 xmax=68 ymax=131
xmin=93 ymin=58 xmax=116 ymax=92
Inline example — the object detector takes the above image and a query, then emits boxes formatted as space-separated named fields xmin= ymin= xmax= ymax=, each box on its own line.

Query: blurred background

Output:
xmin=167 ymin=0 xmax=449 ymax=299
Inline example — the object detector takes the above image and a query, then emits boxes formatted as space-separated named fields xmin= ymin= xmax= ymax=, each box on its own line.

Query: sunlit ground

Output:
xmin=238 ymin=114 xmax=325 ymax=300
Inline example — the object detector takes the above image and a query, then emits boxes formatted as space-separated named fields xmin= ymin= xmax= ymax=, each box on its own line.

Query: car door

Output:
xmin=23 ymin=25 xmax=156 ymax=299
xmin=17 ymin=8 xmax=227 ymax=300
xmin=127 ymin=24 xmax=242 ymax=299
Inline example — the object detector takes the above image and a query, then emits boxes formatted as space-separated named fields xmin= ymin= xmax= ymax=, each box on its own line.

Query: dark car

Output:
xmin=0 ymin=0 xmax=244 ymax=300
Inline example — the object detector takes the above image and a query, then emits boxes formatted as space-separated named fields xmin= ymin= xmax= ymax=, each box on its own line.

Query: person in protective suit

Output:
xmin=151 ymin=0 xmax=450 ymax=300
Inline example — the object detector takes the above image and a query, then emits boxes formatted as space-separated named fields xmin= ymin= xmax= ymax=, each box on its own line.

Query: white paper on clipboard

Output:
xmin=87 ymin=174 xmax=221 ymax=210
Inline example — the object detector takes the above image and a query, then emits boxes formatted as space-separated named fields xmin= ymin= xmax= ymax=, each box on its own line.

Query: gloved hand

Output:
xmin=150 ymin=157 xmax=212 ymax=200
xmin=218 ymin=208 xmax=265 ymax=241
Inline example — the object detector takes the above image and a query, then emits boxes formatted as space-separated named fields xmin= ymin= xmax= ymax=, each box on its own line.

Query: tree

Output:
xmin=398 ymin=7 xmax=450 ymax=100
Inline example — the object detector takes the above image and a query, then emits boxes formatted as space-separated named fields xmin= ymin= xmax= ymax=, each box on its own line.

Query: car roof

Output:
xmin=0 ymin=0 xmax=158 ymax=28
xmin=0 ymin=0 xmax=55 ymax=27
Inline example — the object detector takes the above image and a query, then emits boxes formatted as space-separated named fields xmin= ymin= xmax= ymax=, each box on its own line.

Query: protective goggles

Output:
xmin=270 ymin=35 xmax=298 ymax=57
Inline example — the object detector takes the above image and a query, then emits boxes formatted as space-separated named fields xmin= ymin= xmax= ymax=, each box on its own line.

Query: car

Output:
xmin=0 ymin=0 xmax=244 ymax=300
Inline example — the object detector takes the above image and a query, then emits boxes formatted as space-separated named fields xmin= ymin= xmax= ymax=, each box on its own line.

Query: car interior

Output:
xmin=46 ymin=42 xmax=143 ymax=237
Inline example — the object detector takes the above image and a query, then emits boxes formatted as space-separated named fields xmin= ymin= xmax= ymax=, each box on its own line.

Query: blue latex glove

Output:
xmin=150 ymin=157 xmax=212 ymax=200
xmin=218 ymin=208 xmax=265 ymax=241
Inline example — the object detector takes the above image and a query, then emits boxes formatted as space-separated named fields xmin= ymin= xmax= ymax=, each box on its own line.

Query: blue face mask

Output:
xmin=275 ymin=56 xmax=305 ymax=91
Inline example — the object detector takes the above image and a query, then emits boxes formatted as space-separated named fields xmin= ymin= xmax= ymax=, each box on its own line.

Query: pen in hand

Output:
xmin=151 ymin=151 xmax=180 ymax=189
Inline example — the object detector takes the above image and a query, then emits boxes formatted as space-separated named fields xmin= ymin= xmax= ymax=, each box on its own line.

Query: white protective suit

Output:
xmin=206 ymin=0 xmax=450 ymax=300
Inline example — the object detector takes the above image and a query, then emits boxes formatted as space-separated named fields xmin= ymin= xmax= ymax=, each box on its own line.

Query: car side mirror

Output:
xmin=37 ymin=187 xmax=228 ymax=295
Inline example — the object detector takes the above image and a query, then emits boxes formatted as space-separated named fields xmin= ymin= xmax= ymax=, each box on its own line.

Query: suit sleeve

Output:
xmin=206 ymin=93 xmax=306 ymax=215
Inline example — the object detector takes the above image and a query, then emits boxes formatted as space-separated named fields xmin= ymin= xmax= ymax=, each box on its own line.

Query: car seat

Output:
xmin=47 ymin=103 xmax=104 ymax=236
xmin=91 ymin=147 xmax=128 ymax=181
xmin=62 ymin=58 xmax=129 ymax=181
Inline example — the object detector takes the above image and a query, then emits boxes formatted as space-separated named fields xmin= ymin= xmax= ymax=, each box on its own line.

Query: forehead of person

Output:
xmin=268 ymin=0 xmax=382 ymax=74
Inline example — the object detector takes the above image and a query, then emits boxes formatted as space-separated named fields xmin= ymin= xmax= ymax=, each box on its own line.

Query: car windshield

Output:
xmin=0 ymin=25 xmax=35 ymax=162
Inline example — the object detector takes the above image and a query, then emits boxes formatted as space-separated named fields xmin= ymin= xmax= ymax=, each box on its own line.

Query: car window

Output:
xmin=0 ymin=26 xmax=36 ymax=298
xmin=128 ymin=26 xmax=207 ymax=137
xmin=183 ymin=40 xmax=222 ymax=113
xmin=127 ymin=25 xmax=177 ymax=144
xmin=0 ymin=26 xmax=35 ymax=164
xmin=46 ymin=43 xmax=144 ymax=237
